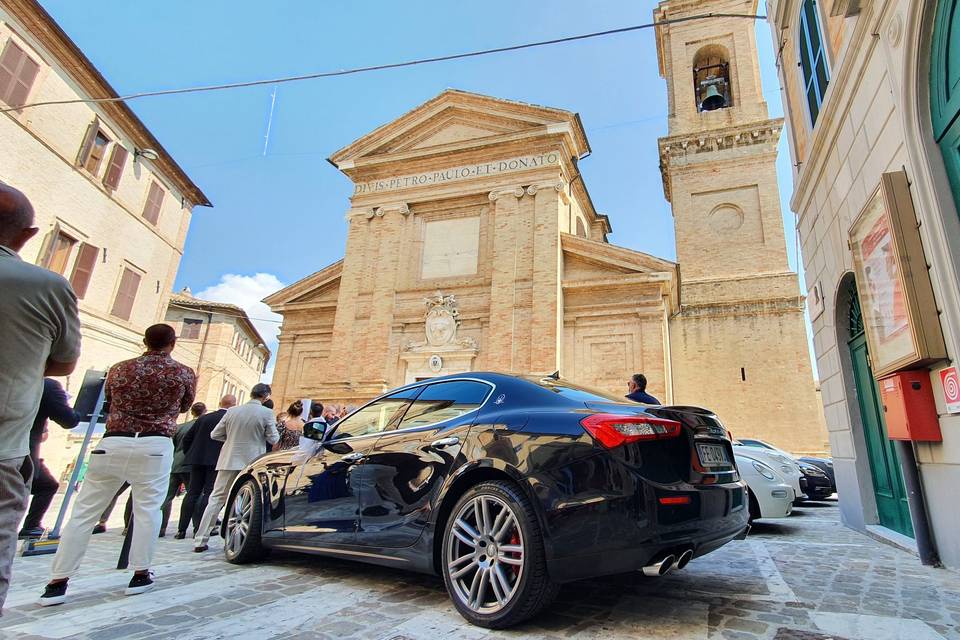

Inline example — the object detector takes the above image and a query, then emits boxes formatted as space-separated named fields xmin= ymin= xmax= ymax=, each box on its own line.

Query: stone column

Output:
xmin=527 ymin=181 xmax=564 ymax=373
xmin=486 ymin=187 xmax=525 ymax=372
xmin=326 ymin=209 xmax=373 ymax=383
xmin=363 ymin=203 xmax=410 ymax=383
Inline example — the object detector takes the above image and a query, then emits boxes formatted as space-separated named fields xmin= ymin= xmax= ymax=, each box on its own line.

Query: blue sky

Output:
xmin=39 ymin=0 xmax=809 ymax=373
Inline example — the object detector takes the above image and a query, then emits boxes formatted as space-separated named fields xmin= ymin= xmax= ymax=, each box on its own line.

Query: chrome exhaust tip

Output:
xmin=672 ymin=549 xmax=694 ymax=571
xmin=641 ymin=554 xmax=676 ymax=577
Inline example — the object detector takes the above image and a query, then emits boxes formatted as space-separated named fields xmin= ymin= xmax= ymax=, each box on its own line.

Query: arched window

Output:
xmin=575 ymin=217 xmax=587 ymax=238
xmin=693 ymin=45 xmax=732 ymax=112
xmin=798 ymin=0 xmax=830 ymax=126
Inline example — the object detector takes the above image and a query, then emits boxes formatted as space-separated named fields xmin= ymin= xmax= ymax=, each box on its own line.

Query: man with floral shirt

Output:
xmin=39 ymin=324 xmax=196 ymax=606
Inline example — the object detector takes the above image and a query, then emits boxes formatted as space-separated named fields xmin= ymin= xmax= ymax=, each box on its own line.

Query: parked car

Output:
xmin=737 ymin=438 xmax=836 ymax=496
xmin=217 ymin=373 xmax=749 ymax=628
xmin=732 ymin=441 xmax=803 ymax=503
xmin=733 ymin=449 xmax=794 ymax=521
xmin=797 ymin=461 xmax=834 ymax=500
xmin=797 ymin=456 xmax=836 ymax=492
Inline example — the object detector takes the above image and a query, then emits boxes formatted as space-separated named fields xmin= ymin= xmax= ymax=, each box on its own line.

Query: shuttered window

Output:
xmin=142 ymin=181 xmax=164 ymax=225
xmin=110 ymin=267 xmax=141 ymax=321
xmin=0 ymin=40 xmax=39 ymax=109
xmin=102 ymin=145 xmax=128 ymax=190
xmin=47 ymin=231 xmax=76 ymax=275
xmin=69 ymin=242 xmax=99 ymax=299
xmin=181 ymin=318 xmax=203 ymax=339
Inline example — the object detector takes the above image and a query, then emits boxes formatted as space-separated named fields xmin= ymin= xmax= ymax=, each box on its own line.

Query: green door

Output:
xmin=932 ymin=0 xmax=960 ymax=208
xmin=847 ymin=288 xmax=914 ymax=537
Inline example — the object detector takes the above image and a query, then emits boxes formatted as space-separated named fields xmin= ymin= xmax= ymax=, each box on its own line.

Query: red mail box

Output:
xmin=878 ymin=371 xmax=942 ymax=442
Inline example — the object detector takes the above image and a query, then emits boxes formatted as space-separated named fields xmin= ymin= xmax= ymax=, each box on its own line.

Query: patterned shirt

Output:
xmin=104 ymin=351 xmax=196 ymax=437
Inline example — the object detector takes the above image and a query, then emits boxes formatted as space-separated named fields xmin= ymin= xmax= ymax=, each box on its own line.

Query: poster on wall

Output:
xmin=848 ymin=171 xmax=947 ymax=378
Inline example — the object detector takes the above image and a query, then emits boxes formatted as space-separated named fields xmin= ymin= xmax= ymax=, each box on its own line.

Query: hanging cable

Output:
xmin=1 ymin=13 xmax=766 ymax=114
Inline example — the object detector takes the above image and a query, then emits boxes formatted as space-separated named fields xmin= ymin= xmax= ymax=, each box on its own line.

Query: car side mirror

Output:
xmin=302 ymin=421 xmax=327 ymax=441
xmin=323 ymin=439 xmax=353 ymax=455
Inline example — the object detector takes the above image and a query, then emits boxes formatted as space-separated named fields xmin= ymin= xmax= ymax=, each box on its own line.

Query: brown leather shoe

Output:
xmin=193 ymin=545 xmax=208 ymax=553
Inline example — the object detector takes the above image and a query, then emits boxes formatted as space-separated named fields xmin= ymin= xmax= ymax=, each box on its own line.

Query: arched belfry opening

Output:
xmin=693 ymin=45 xmax=732 ymax=112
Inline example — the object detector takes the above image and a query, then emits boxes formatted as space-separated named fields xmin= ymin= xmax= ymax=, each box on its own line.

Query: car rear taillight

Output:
xmin=580 ymin=413 xmax=682 ymax=449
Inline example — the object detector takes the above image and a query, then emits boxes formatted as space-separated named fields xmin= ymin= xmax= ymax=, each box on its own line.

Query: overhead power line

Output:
xmin=2 ymin=13 xmax=765 ymax=113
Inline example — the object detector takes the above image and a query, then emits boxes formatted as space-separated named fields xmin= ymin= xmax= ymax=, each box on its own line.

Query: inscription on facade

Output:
xmin=353 ymin=152 xmax=560 ymax=195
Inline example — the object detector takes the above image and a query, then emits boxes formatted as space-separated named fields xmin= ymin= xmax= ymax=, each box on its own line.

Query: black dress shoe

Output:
xmin=18 ymin=527 xmax=44 ymax=539
xmin=193 ymin=545 xmax=208 ymax=553
xmin=173 ymin=532 xmax=186 ymax=540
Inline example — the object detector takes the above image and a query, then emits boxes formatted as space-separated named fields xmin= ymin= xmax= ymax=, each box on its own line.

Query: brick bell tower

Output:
xmin=655 ymin=0 xmax=829 ymax=455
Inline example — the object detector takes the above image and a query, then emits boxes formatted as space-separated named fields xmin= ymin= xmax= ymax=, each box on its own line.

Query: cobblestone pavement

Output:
xmin=2 ymin=499 xmax=958 ymax=639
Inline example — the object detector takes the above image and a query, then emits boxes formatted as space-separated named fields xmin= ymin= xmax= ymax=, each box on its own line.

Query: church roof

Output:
xmin=262 ymin=260 xmax=343 ymax=309
xmin=328 ymin=89 xmax=591 ymax=167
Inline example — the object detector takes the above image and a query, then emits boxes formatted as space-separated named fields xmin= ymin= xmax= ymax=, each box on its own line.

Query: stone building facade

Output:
xmin=165 ymin=290 xmax=270 ymax=410
xmin=265 ymin=1 xmax=828 ymax=456
xmin=0 ymin=0 xmax=210 ymax=398
xmin=766 ymin=0 xmax=960 ymax=567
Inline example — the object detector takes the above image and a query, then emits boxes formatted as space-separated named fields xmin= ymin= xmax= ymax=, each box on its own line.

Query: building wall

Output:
xmin=0 ymin=12 xmax=195 ymax=396
xmin=767 ymin=0 xmax=960 ymax=566
xmin=166 ymin=306 xmax=267 ymax=410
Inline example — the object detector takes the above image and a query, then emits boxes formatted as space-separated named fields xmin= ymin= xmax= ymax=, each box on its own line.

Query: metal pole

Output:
xmin=117 ymin=515 xmax=133 ymax=570
xmin=48 ymin=380 xmax=107 ymax=540
xmin=894 ymin=440 xmax=940 ymax=567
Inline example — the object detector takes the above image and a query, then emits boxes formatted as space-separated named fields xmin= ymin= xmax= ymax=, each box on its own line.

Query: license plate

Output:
xmin=697 ymin=443 xmax=729 ymax=467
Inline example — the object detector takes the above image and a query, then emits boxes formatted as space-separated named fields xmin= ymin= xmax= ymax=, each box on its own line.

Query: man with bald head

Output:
xmin=176 ymin=394 xmax=237 ymax=539
xmin=0 ymin=184 xmax=81 ymax=612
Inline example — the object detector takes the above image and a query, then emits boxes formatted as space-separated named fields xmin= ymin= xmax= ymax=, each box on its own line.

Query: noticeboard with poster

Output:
xmin=849 ymin=171 xmax=946 ymax=378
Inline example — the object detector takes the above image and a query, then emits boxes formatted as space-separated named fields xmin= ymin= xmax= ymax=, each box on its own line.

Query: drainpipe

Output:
xmin=894 ymin=440 xmax=940 ymax=566
xmin=195 ymin=311 xmax=214 ymax=403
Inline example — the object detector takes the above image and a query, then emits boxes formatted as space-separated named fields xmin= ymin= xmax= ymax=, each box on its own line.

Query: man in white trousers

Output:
xmin=193 ymin=383 xmax=278 ymax=552
xmin=39 ymin=324 xmax=195 ymax=606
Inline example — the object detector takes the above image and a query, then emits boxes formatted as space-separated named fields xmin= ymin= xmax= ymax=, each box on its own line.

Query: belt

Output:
xmin=102 ymin=431 xmax=170 ymax=439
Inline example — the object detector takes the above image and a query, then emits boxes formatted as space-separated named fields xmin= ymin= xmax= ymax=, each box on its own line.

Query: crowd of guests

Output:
xmin=0 ymin=182 xmax=658 ymax=612
xmin=0 ymin=183 xmax=348 ymax=610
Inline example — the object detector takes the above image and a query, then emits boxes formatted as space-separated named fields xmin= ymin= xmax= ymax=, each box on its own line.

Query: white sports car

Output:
xmin=733 ymin=442 xmax=803 ymax=500
xmin=734 ymin=449 xmax=794 ymax=521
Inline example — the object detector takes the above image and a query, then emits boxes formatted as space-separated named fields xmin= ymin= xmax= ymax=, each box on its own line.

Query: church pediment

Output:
xmin=561 ymin=234 xmax=679 ymax=311
xmin=329 ymin=89 xmax=590 ymax=167
xmin=263 ymin=260 xmax=342 ymax=310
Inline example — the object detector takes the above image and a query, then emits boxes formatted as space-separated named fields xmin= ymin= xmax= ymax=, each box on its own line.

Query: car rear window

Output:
xmin=528 ymin=377 xmax=626 ymax=403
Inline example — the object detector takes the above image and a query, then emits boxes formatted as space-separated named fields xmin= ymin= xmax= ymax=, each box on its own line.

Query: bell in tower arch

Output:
xmin=700 ymin=81 xmax=728 ymax=111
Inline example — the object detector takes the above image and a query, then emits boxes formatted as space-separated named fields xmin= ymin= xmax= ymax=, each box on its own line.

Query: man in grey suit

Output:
xmin=192 ymin=383 xmax=278 ymax=552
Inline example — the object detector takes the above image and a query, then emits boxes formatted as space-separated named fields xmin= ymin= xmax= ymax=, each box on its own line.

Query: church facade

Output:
xmin=265 ymin=0 xmax=829 ymax=455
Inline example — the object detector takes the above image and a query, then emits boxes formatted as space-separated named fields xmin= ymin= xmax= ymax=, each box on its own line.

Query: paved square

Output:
xmin=2 ymin=501 xmax=958 ymax=639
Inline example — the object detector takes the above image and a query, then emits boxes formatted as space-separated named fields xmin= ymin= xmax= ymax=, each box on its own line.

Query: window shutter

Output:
xmin=0 ymin=42 xmax=21 ymax=100
xmin=142 ymin=182 xmax=164 ymax=224
xmin=0 ymin=41 xmax=38 ymax=109
xmin=110 ymin=267 xmax=141 ymax=321
xmin=77 ymin=117 xmax=100 ymax=167
xmin=69 ymin=243 xmax=99 ymax=299
xmin=102 ymin=145 xmax=128 ymax=190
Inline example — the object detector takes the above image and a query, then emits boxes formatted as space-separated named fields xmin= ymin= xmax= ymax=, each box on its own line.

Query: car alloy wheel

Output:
xmin=446 ymin=493 xmax=525 ymax=614
xmin=226 ymin=483 xmax=254 ymax=556
xmin=224 ymin=479 xmax=265 ymax=564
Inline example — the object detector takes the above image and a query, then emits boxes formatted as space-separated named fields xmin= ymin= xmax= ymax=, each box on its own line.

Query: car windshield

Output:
xmin=527 ymin=377 xmax=626 ymax=403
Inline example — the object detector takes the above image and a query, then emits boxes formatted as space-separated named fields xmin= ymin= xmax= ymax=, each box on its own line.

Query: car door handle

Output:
xmin=341 ymin=452 xmax=366 ymax=464
xmin=430 ymin=436 xmax=460 ymax=449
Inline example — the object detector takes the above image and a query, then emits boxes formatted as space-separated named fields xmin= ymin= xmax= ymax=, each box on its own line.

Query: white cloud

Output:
xmin=195 ymin=273 xmax=285 ymax=382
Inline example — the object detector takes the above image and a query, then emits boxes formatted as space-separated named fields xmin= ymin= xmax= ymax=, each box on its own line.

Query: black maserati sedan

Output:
xmin=218 ymin=373 xmax=749 ymax=628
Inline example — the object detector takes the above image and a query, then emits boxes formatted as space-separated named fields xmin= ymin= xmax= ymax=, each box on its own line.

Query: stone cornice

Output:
xmin=658 ymin=118 xmax=784 ymax=202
